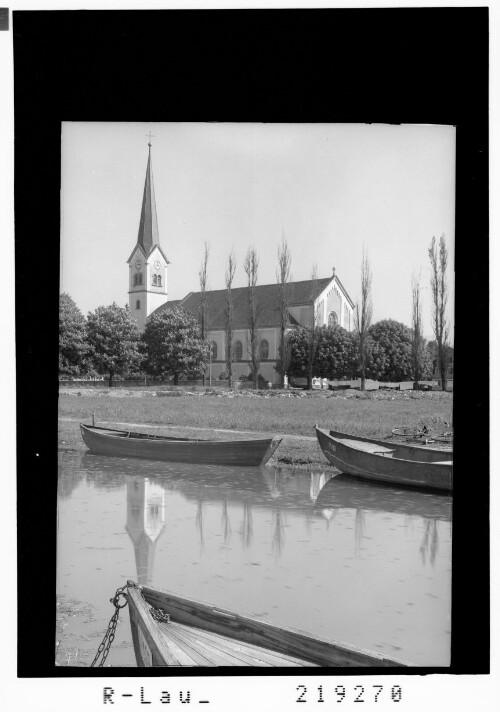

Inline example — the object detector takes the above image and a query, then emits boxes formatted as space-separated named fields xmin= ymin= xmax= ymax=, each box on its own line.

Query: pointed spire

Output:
xmin=137 ymin=139 xmax=160 ymax=253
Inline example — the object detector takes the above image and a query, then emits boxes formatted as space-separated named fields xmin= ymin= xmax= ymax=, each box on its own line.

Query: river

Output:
xmin=56 ymin=450 xmax=452 ymax=667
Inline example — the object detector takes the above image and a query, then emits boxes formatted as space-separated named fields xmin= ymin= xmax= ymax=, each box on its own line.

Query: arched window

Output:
xmin=152 ymin=274 xmax=157 ymax=286
xmin=259 ymin=339 xmax=269 ymax=360
xmin=157 ymin=275 xmax=162 ymax=287
xmin=328 ymin=311 xmax=338 ymax=326
xmin=210 ymin=341 xmax=217 ymax=360
xmin=234 ymin=340 xmax=243 ymax=361
xmin=135 ymin=300 xmax=141 ymax=310
xmin=134 ymin=273 xmax=143 ymax=286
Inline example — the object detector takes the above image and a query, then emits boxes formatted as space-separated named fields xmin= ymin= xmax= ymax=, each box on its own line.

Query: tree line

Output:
xmin=60 ymin=234 xmax=451 ymax=390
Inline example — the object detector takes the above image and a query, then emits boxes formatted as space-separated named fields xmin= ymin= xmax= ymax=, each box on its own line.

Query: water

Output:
xmin=56 ymin=450 xmax=452 ymax=667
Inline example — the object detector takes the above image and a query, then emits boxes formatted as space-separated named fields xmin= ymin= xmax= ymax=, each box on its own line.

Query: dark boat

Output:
xmin=126 ymin=581 xmax=411 ymax=667
xmin=314 ymin=427 xmax=452 ymax=492
xmin=80 ymin=424 xmax=281 ymax=466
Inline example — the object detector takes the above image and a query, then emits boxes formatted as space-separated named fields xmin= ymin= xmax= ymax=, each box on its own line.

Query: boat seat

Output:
xmin=336 ymin=438 xmax=395 ymax=455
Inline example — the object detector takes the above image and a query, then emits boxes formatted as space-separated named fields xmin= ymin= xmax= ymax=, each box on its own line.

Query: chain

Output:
xmin=91 ymin=582 xmax=170 ymax=667
xmin=127 ymin=580 xmax=171 ymax=623
xmin=90 ymin=584 xmax=129 ymax=668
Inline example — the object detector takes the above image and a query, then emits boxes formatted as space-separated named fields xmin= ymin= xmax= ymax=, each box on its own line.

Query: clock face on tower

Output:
xmin=135 ymin=259 xmax=142 ymax=270
xmin=154 ymin=260 xmax=161 ymax=270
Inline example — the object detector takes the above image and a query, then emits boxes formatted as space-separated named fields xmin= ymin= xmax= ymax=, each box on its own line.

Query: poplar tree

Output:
xmin=428 ymin=234 xmax=450 ymax=391
xmin=224 ymin=251 xmax=237 ymax=388
xmin=244 ymin=247 xmax=261 ymax=388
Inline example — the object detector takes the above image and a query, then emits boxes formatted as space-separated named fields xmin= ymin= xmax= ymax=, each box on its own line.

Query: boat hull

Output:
xmin=126 ymin=583 xmax=411 ymax=667
xmin=315 ymin=427 xmax=452 ymax=492
xmin=80 ymin=424 xmax=281 ymax=466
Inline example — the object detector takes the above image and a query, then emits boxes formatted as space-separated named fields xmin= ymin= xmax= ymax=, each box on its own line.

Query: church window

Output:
xmin=328 ymin=311 xmax=338 ymax=326
xmin=157 ymin=275 xmax=162 ymax=287
xmin=234 ymin=340 xmax=243 ymax=361
xmin=152 ymin=274 xmax=157 ymax=286
xmin=259 ymin=339 xmax=269 ymax=360
xmin=136 ymin=300 xmax=141 ymax=310
xmin=134 ymin=273 xmax=143 ymax=286
xmin=210 ymin=341 xmax=217 ymax=360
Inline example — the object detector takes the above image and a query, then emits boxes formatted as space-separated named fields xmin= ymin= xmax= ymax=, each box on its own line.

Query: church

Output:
xmin=128 ymin=144 xmax=355 ymax=386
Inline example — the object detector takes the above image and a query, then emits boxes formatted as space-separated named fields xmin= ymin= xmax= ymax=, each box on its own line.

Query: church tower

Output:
xmin=127 ymin=138 xmax=169 ymax=331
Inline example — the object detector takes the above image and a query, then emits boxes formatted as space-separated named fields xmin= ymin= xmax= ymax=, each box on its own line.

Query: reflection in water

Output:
xmin=420 ymin=519 xmax=440 ymax=566
xmin=58 ymin=451 xmax=452 ymax=665
xmin=241 ymin=499 xmax=253 ymax=548
xmin=125 ymin=478 xmax=166 ymax=586
xmin=271 ymin=508 xmax=286 ymax=558
xmin=195 ymin=485 xmax=205 ymax=554
xmin=354 ymin=508 xmax=365 ymax=556
xmin=221 ymin=495 xmax=232 ymax=543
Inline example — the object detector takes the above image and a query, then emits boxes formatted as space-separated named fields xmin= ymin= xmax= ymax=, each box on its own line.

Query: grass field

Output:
xmin=59 ymin=387 xmax=453 ymax=470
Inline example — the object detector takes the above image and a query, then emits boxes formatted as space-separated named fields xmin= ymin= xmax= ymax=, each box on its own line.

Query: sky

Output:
xmin=60 ymin=122 xmax=455 ymax=338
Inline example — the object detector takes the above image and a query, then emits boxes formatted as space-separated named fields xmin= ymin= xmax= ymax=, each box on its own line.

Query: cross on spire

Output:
xmin=146 ymin=131 xmax=155 ymax=147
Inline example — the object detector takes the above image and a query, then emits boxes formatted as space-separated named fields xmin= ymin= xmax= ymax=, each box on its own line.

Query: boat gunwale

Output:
xmin=127 ymin=583 xmax=412 ymax=667
xmin=315 ymin=428 xmax=452 ymax=467
xmin=80 ymin=423 xmax=281 ymax=447
xmin=326 ymin=427 xmax=453 ymax=460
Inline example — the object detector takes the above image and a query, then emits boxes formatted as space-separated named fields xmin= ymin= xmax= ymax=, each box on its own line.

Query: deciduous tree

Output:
xmin=224 ymin=251 xmax=237 ymax=388
xmin=314 ymin=325 xmax=357 ymax=379
xmin=306 ymin=266 xmax=320 ymax=390
xmin=199 ymin=242 xmax=210 ymax=386
xmin=354 ymin=248 xmax=373 ymax=391
xmin=59 ymin=293 xmax=91 ymax=378
xmin=142 ymin=307 xmax=209 ymax=385
xmin=86 ymin=303 xmax=142 ymax=387
xmin=276 ymin=232 xmax=293 ymax=387
xmin=428 ymin=235 xmax=450 ymax=390
xmin=411 ymin=272 xmax=425 ymax=385
xmin=244 ymin=247 xmax=261 ymax=388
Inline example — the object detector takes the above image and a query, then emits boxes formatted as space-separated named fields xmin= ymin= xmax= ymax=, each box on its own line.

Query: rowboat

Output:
xmin=327 ymin=428 xmax=453 ymax=463
xmin=126 ymin=581 xmax=411 ymax=667
xmin=314 ymin=427 xmax=452 ymax=492
xmin=80 ymin=424 xmax=281 ymax=466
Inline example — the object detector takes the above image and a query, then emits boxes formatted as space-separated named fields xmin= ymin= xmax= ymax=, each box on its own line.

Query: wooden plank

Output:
xmin=164 ymin=621 xmax=316 ymax=666
xmin=141 ymin=587 xmax=410 ymax=667
xmin=163 ymin=622 xmax=274 ymax=666
xmin=172 ymin=623 xmax=317 ymax=666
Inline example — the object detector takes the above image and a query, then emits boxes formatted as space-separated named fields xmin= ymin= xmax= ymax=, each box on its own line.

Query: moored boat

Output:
xmin=314 ymin=426 xmax=452 ymax=492
xmin=328 ymin=428 xmax=452 ymax=463
xmin=126 ymin=581 xmax=411 ymax=667
xmin=80 ymin=423 xmax=281 ymax=466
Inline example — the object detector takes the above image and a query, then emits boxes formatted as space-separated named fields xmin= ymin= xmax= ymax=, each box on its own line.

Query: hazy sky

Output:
xmin=61 ymin=122 xmax=455 ymax=337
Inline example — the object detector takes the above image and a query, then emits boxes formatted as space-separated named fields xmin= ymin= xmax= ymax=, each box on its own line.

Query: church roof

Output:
xmin=153 ymin=276 xmax=333 ymax=330
xmin=137 ymin=145 xmax=160 ymax=253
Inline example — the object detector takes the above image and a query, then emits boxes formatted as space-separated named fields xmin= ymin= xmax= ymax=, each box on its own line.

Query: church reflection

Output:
xmin=78 ymin=453 xmax=452 ymax=583
xmin=125 ymin=477 xmax=166 ymax=586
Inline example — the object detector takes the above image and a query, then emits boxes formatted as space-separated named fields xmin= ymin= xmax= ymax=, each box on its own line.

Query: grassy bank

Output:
xmin=59 ymin=387 xmax=453 ymax=470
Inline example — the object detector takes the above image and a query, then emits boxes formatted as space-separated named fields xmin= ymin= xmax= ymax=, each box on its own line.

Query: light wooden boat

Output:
xmin=126 ymin=581 xmax=411 ymax=667
xmin=314 ymin=427 xmax=452 ymax=492
xmin=80 ymin=424 xmax=281 ymax=466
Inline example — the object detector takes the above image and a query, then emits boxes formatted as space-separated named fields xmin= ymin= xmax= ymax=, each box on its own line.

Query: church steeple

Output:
xmin=137 ymin=138 xmax=160 ymax=253
xmin=127 ymin=136 xmax=169 ymax=332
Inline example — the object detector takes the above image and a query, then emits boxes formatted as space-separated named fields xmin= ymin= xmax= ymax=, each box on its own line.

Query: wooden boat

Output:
xmin=314 ymin=427 xmax=452 ymax=492
xmin=126 ymin=581 xmax=411 ymax=667
xmin=80 ymin=424 xmax=281 ymax=466
xmin=328 ymin=428 xmax=452 ymax=463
